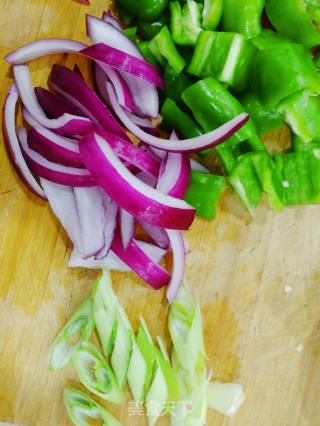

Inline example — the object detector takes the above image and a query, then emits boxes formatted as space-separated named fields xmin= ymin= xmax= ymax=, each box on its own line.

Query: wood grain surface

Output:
xmin=1 ymin=1 xmax=320 ymax=425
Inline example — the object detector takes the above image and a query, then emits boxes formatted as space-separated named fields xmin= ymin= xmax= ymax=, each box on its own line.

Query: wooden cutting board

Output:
xmin=1 ymin=1 xmax=320 ymax=425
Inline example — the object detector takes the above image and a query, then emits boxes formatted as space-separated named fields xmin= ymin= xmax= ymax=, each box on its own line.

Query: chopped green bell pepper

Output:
xmin=239 ymin=91 xmax=284 ymax=136
xmin=182 ymin=77 xmax=256 ymax=146
xmin=188 ymin=31 xmax=257 ymax=92
xmin=275 ymin=150 xmax=320 ymax=205
xmin=123 ymin=26 xmax=137 ymax=41
xmin=163 ymin=64 xmax=192 ymax=105
xmin=161 ymin=98 xmax=203 ymax=139
xmin=184 ymin=172 xmax=226 ymax=219
xmin=293 ymin=135 xmax=320 ymax=152
xmin=222 ymin=0 xmax=265 ymax=39
xmin=249 ymin=42 xmax=320 ymax=108
xmin=138 ymin=41 xmax=158 ymax=66
xmin=136 ymin=12 xmax=168 ymax=39
xmin=229 ymin=151 xmax=284 ymax=213
xmin=265 ymin=0 xmax=320 ymax=49
xmin=252 ymin=29 xmax=291 ymax=51
xmin=277 ymin=91 xmax=320 ymax=144
xmin=118 ymin=0 xmax=169 ymax=22
xmin=170 ymin=0 xmax=203 ymax=46
xmin=149 ymin=26 xmax=186 ymax=72
xmin=202 ymin=0 xmax=223 ymax=31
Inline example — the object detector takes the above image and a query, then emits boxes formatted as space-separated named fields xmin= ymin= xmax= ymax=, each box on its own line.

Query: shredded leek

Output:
xmin=92 ymin=270 xmax=118 ymax=357
xmin=48 ymin=297 xmax=94 ymax=371
xmin=63 ymin=388 xmax=121 ymax=426
xmin=73 ymin=342 xmax=124 ymax=404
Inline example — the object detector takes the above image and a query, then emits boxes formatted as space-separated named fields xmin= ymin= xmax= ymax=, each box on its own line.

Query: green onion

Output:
xmin=207 ymin=382 xmax=245 ymax=417
xmin=92 ymin=270 xmax=118 ymax=357
xmin=48 ymin=297 xmax=94 ymax=371
xmin=73 ymin=342 xmax=124 ymax=404
xmin=63 ymin=388 xmax=121 ymax=426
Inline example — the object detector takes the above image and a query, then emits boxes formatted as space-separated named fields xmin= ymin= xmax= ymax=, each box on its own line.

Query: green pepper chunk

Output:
xmin=123 ymin=26 xmax=137 ymax=41
xmin=249 ymin=42 xmax=320 ymax=108
xmin=149 ymin=26 xmax=186 ymax=72
xmin=202 ymin=0 xmax=223 ymax=31
xmin=138 ymin=41 xmax=158 ymax=66
xmin=293 ymin=135 xmax=320 ymax=152
xmin=184 ymin=172 xmax=226 ymax=219
xmin=229 ymin=151 xmax=284 ymax=213
xmin=136 ymin=12 xmax=168 ymax=39
xmin=188 ymin=31 xmax=257 ymax=93
xmin=163 ymin=64 xmax=192 ymax=105
xmin=252 ymin=29 xmax=291 ymax=51
xmin=182 ymin=77 xmax=256 ymax=146
xmin=170 ymin=0 xmax=203 ymax=46
xmin=222 ymin=0 xmax=265 ymax=39
xmin=161 ymin=98 xmax=203 ymax=139
xmin=277 ymin=92 xmax=320 ymax=144
xmin=118 ymin=0 xmax=169 ymax=22
xmin=239 ymin=91 xmax=284 ymax=136
xmin=266 ymin=0 xmax=320 ymax=49
xmin=275 ymin=150 xmax=320 ymax=205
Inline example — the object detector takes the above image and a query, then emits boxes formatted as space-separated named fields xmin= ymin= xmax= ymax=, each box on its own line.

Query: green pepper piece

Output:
xmin=275 ymin=151 xmax=320 ymax=205
xmin=161 ymin=98 xmax=203 ymax=138
xmin=48 ymin=297 xmax=94 ymax=371
xmin=150 ymin=26 xmax=186 ymax=73
xmin=252 ymin=29 xmax=291 ymax=51
xmin=249 ymin=42 xmax=320 ymax=108
xmin=184 ymin=172 xmax=226 ymax=219
xmin=64 ymin=388 xmax=121 ymax=426
xmin=170 ymin=0 xmax=203 ymax=46
xmin=293 ymin=135 xmax=320 ymax=152
xmin=222 ymin=0 xmax=265 ymax=39
xmin=228 ymin=154 xmax=263 ymax=214
xmin=239 ymin=91 xmax=284 ymax=136
xmin=163 ymin=64 xmax=192 ymax=105
xmin=215 ymin=145 xmax=238 ymax=173
xmin=188 ymin=31 xmax=257 ymax=93
xmin=278 ymin=91 xmax=320 ymax=144
xmin=202 ymin=0 xmax=223 ymax=31
xmin=123 ymin=26 xmax=138 ymax=41
xmin=136 ymin=12 xmax=168 ymax=40
xmin=266 ymin=0 xmax=320 ymax=49
xmin=182 ymin=77 xmax=256 ymax=145
xmin=118 ymin=0 xmax=169 ymax=22
xmin=138 ymin=41 xmax=158 ymax=66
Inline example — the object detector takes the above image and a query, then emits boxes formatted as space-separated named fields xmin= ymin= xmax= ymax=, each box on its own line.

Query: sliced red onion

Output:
xmin=48 ymin=64 xmax=125 ymax=138
xmin=86 ymin=15 xmax=159 ymax=118
xmin=81 ymin=44 xmax=164 ymax=88
xmin=69 ymin=247 xmax=131 ymax=271
xmin=40 ymin=178 xmax=83 ymax=253
xmin=28 ymin=127 xmax=84 ymax=168
xmin=2 ymin=84 xmax=46 ymax=199
xmin=190 ymin=158 xmax=210 ymax=173
xmin=111 ymin=230 xmax=170 ymax=289
xmin=95 ymin=194 xmax=118 ymax=260
xmin=14 ymin=65 xmax=91 ymax=137
xmin=128 ymin=113 xmax=159 ymax=136
xmin=120 ymin=209 xmax=135 ymax=249
xmin=166 ymin=230 xmax=186 ymax=303
xmin=102 ymin=11 xmax=122 ymax=30
xmin=18 ymin=128 xmax=95 ymax=187
xmin=95 ymin=129 xmax=160 ymax=178
xmin=79 ymin=131 xmax=195 ymax=230
xmin=157 ymin=153 xmax=191 ymax=199
xmin=107 ymin=83 xmax=250 ymax=152
xmin=139 ymin=222 xmax=170 ymax=249
xmin=74 ymin=187 xmax=106 ymax=258
xmin=69 ymin=240 xmax=166 ymax=271
xmin=35 ymin=87 xmax=84 ymax=119
xmin=147 ymin=145 xmax=167 ymax=160
xmin=5 ymin=39 xmax=86 ymax=65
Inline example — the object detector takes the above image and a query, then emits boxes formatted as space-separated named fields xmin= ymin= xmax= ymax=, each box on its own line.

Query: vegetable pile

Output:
xmin=3 ymin=12 xmax=248 ymax=302
xmin=118 ymin=0 xmax=320 ymax=214
xmin=51 ymin=271 xmax=245 ymax=425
